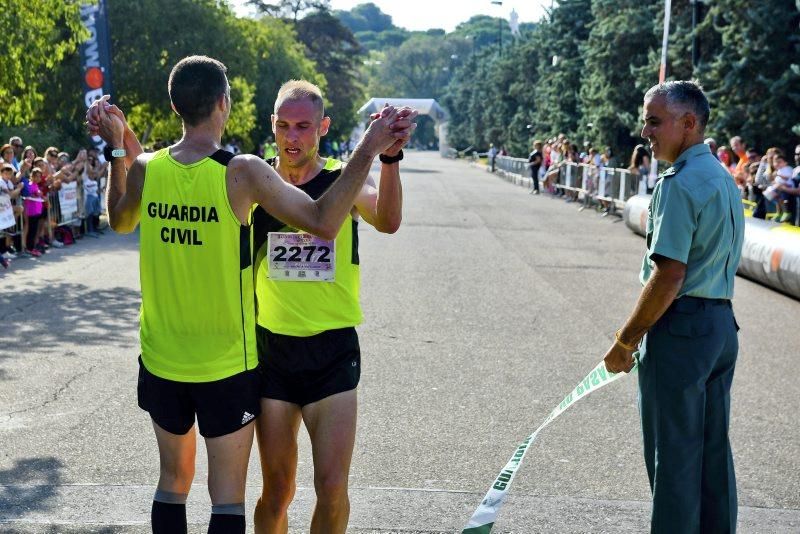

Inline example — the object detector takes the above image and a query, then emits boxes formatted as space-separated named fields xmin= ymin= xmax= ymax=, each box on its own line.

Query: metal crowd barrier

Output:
xmin=0 ymin=195 xmax=25 ymax=252
xmin=47 ymin=183 xmax=84 ymax=230
xmin=624 ymin=194 xmax=800 ymax=299
xmin=491 ymin=156 xmax=641 ymax=210
xmin=2 ymin=180 xmax=92 ymax=257
xmin=479 ymin=155 xmax=800 ymax=299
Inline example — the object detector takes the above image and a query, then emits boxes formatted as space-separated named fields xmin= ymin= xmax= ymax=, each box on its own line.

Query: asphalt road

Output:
xmin=1 ymin=150 xmax=798 ymax=533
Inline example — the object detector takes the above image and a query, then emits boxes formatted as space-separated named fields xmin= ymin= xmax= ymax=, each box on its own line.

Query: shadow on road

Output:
xmin=0 ymin=283 xmax=140 ymax=361
xmin=0 ymin=456 xmax=64 ymax=519
xmin=0 ymin=230 xmax=137 ymax=275
xmin=401 ymin=168 xmax=442 ymax=174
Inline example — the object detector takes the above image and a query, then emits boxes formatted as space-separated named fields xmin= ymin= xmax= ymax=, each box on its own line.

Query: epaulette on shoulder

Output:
xmin=659 ymin=160 xmax=685 ymax=179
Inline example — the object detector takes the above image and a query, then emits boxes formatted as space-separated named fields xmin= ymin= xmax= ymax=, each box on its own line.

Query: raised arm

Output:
xmin=91 ymin=98 xmax=145 ymax=233
xmin=8 ymin=181 xmax=23 ymax=200
xmin=107 ymin=155 xmax=146 ymax=233
xmin=230 ymin=106 xmax=415 ymax=238
xmin=353 ymin=111 xmax=414 ymax=234
xmin=86 ymin=98 xmax=144 ymax=168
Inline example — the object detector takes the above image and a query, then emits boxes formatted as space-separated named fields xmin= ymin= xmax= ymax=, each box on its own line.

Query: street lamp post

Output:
xmin=689 ymin=0 xmax=708 ymax=69
xmin=491 ymin=1 xmax=503 ymax=55
xmin=464 ymin=34 xmax=475 ymax=56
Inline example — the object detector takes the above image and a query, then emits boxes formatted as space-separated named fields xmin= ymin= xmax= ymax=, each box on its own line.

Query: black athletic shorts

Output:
xmin=137 ymin=356 xmax=261 ymax=438
xmin=257 ymin=325 xmax=361 ymax=407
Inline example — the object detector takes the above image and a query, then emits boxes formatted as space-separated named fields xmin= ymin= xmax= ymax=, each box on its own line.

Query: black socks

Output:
xmin=208 ymin=513 xmax=245 ymax=533
xmin=151 ymin=500 xmax=187 ymax=534
xmin=151 ymin=491 xmax=244 ymax=534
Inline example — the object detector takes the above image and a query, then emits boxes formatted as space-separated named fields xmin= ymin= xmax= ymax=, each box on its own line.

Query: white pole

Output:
xmin=650 ymin=0 xmax=672 ymax=178
xmin=659 ymin=0 xmax=672 ymax=83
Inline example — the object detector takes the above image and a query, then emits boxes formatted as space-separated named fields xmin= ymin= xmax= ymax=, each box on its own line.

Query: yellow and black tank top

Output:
xmin=139 ymin=148 xmax=257 ymax=382
xmin=254 ymin=158 xmax=362 ymax=337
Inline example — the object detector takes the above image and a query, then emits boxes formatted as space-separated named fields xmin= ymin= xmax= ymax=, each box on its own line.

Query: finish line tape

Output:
xmin=462 ymin=359 xmax=635 ymax=533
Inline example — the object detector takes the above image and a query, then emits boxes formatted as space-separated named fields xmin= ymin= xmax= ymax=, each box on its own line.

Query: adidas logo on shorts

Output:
xmin=241 ymin=411 xmax=255 ymax=425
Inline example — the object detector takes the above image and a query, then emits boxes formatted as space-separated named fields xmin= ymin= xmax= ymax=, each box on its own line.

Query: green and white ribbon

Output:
xmin=462 ymin=359 xmax=634 ymax=534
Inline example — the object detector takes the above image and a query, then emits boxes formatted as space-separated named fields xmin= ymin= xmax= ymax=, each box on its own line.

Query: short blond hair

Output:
xmin=274 ymin=80 xmax=324 ymax=119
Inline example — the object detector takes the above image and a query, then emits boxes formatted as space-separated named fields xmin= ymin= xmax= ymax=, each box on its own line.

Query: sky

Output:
xmin=231 ymin=1 xmax=551 ymax=32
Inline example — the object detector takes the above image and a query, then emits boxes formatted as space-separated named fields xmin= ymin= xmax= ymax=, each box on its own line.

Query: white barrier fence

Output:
xmin=0 ymin=195 xmax=24 ymax=251
xmin=472 ymin=154 xmax=800 ymax=300
xmin=1 ymin=182 xmax=87 ymax=255
xmin=624 ymin=194 xmax=800 ymax=299
xmin=489 ymin=155 xmax=644 ymax=213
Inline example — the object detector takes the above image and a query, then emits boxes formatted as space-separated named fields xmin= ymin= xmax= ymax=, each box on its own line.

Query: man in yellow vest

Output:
xmin=263 ymin=136 xmax=278 ymax=160
xmin=251 ymin=81 xmax=409 ymax=534
xmin=87 ymin=56 xmax=415 ymax=534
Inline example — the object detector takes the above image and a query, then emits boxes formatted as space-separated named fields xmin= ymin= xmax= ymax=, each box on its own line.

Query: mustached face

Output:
xmin=271 ymin=98 xmax=330 ymax=168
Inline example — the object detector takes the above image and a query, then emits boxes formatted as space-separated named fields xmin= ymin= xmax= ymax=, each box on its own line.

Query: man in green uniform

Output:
xmin=604 ymin=80 xmax=744 ymax=534
xmin=252 ymin=81 xmax=409 ymax=534
xmin=88 ymin=56 xmax=415 ymax=534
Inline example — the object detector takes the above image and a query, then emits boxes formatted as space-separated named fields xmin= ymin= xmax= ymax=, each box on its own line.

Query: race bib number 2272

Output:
xmin=267 ymin=232 xmax=335 ymax=282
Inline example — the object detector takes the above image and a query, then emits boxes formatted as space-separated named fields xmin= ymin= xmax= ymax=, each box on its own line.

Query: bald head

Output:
xmin=274 ymin=80 xmax=325 ymax=121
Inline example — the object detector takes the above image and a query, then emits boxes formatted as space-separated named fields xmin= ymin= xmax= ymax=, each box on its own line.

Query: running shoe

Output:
xmin=0 ymin=257 xmax=9 ymax=269
xmin=26 ymin=249 xmax=42 ymax=257
xmin=52 ymin=239 xmax=64 ymax=248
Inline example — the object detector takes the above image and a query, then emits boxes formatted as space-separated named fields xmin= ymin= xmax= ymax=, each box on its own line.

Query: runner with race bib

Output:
xmin=252 ymin=80 xmax=414 ymax=534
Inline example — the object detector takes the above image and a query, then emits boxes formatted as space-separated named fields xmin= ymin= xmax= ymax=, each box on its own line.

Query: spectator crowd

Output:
xmin=4 ymin=127 xmax=799 ymax=272
xmin=0 ymin=130 xmax=358 ymax=272
xmin=504 ymin=133 xmax=800 ymax=225
xmin=0 ymin=135 xmax=109 ymax=269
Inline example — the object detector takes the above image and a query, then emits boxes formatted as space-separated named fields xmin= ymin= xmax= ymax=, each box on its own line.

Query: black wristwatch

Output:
xmin=103 ymin=145 xmax=126 ymax=162
xmin=379 ymin=149 xmax=403 ymax=165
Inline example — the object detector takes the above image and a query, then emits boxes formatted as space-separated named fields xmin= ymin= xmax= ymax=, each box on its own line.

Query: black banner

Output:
xmin=80 ymin=0 xmax=114 ymax=153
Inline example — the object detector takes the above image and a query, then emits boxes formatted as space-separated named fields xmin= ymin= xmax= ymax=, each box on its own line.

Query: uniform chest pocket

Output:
xmin=666 ymin=312 xmax=713 ymax=338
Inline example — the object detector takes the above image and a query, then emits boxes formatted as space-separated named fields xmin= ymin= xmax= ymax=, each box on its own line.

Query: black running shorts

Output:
xmin=257 ymin=326 xmax=361 ymax=406
xmin=137 ymin=357 xmax=261 ymax=438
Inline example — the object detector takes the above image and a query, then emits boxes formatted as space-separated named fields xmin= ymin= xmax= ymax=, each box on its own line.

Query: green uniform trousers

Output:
xmin=638 ymin=296 xmax=739 ymax=534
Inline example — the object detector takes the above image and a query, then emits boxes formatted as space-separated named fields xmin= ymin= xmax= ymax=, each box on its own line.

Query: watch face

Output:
xmin=111 ymin=149 xmax=126 ymax=158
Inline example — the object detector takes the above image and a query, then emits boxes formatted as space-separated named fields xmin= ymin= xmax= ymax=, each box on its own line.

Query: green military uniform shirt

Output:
xmin=640 ymin=143 xmax=744 ymax=299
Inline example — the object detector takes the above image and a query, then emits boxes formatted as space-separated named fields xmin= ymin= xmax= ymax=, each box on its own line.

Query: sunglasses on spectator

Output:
xmin=12 ymin=144 xmax=22 ymax=148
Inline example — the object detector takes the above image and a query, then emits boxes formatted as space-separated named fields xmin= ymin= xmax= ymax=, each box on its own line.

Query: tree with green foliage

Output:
xmin=504 ymin=37 xmax=547 ymax=155
xmin=354 ymin=29 xmax=410 ymax=52
xmin=376 ymin=34 xmax=470 ymax=100
xmin=247 ymin=0 xmax=330 ymax=21
xmin=104 ymin=0 xmax=325 ymax=151
xmin=699 ymin=0 xmax=800 ymax=152
xmin=1 ymin=0 xmax=327 ymax=152
xmin=294 ymin=9 xmax=365 ymax=139
xmin=443 ymin=40 xmax=540 ymax=155
xmin=450 ymin=15 xmax=536 ymax=55
xmin=336 ymin=2 xmax=394 ymax=33
xmin=578 ymin=0 xmax=660 ymax=157
xmin=442 ymin=50 xmax=496 ymax=150
xmin=107 ymin=0 xmax=256 ymax=145
xmin=235 ymin=16 xmax=326 ymax=147
xmin=444 ymin=0 xmax=800 ymax=159
xmin=0 ymin=0 xmax=86 ymax=126
xmin=530 ymin=0 xmax=592 ymax=142
xmin=123 ymin=75 xmax=257 ymax=151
